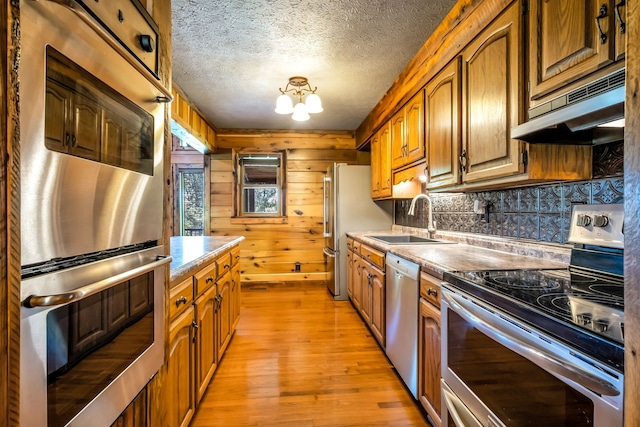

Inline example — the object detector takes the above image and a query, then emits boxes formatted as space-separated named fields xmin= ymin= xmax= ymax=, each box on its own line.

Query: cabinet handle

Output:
xmin=191 ymin=319 xmax=198 ymax=343
xmin=615 ymin=0 xmax=626 ymax=34
xmin=65 ymin=132 xmax=71 ymax=147
xmin=71 ymin=134 xmax=77 ymax=147
xmin=223 ymin=263 xmax=230 ymax=270
xmin=232 ymin=279 xmax=236 ymax=290
xmin=427 ymin=288 xmax=438 ymax=298
xmin=459 ymin=149 xmax=467 ymax=172
xmin=175 ymin=296 xmax=187 ymax=307
xmin=596 ymin=4 xmax=608 ymax=44
xmin=206 ymin=276 xmax=214 ymax=284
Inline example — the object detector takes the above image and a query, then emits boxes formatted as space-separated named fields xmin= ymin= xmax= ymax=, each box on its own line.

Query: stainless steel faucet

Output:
xmin=408 ymin=193 xmax=437 ymax=238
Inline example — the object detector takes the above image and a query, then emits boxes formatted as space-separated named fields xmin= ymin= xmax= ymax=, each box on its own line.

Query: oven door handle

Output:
xmin=442 ymin=382 xmax=483 ymax=427
xmin=443 ymin=289 xmax=621 ymax=397
xmin=23 ymin=255 xmax=172 ymax=308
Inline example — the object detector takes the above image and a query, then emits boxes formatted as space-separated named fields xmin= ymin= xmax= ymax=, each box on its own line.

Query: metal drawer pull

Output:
xmin=596 ymin=4 xmax=608 ymax=44
xmin=23 ymin=255 xmax=172 ymax=308
xmin=615 ymin=0 xmax=626 ymax=33
xmin=175 ymin=296 xmax=188 ymax=307
xmin=427 ymin=288 xmax=438 ymax=297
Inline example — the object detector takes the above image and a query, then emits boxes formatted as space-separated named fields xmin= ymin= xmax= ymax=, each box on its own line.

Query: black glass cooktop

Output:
xmin=443 ymin=268 xmax=625 ymax=372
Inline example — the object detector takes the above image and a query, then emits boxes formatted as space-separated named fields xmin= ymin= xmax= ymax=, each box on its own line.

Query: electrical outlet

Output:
xmin=295 ymin=262 xmax=301 ymax=272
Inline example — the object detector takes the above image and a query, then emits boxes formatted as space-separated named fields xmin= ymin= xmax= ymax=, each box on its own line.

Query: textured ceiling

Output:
xmin=171 ymin=0 xmax=458 ymax=131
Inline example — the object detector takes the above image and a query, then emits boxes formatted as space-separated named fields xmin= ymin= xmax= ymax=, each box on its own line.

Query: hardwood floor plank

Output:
xmin=190 ymin=282 xmax=429 ymax=427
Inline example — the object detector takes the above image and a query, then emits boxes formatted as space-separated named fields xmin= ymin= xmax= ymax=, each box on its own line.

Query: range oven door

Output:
xmin=440 ymin=285 xmax=623 ymax=427
xmin=21 ymin=247 xmax=171 ymax=427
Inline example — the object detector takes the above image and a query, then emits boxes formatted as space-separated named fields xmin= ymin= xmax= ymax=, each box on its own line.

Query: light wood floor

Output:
xmin=189 ymin=282 xmax=430 ymax=427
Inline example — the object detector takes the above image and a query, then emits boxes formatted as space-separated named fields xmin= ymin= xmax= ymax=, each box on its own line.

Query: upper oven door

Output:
xmin=440 ymin=285 xmax=623 ymax=427
xmin=20 ymin=0 xmax=167 ymax=266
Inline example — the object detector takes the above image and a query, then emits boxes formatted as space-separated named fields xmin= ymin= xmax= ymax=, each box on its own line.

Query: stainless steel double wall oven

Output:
xmin=20 ymin=1 xmax=172 ymax=426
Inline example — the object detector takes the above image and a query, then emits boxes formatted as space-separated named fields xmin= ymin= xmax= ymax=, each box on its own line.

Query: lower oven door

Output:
xmin=440 ymin=284 xmax=623 ymax=427
xmin=20 ymin=247 xmax=170 ymax=427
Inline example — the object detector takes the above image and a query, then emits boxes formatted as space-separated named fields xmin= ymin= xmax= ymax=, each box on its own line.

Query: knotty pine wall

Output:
xmin=212 ymin=130 xmax=363 ymax=283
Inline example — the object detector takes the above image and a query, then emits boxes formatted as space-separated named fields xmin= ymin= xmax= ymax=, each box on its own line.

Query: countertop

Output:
xmin=347 ymin=229 xmax=569 ymax=279
xmin=170 ymin=235 xmax=244 ymax=282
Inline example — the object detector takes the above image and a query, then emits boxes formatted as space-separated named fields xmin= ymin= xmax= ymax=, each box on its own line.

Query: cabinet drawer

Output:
xmin=169 ymin=277 xmax=194 ymax=322
xmin=420 ymin=272 xmax=442 ymax=308
xmin=230 ymin=245 xmax=241 ymax=266
xmin=352 ymin=240 xmax=361 ymax=254
xmin=216 ymin=252 xmax=233 ymax=278
xmin=346 ymin=237 xmax=355 ymax=252
xmin=360 ymin=244 xmax=385 ymax=270
xmin=194 ymin=261 xmax=217 ymax=296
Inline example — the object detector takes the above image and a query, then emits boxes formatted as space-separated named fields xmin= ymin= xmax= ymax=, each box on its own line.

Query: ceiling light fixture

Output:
xmin=275 ymin=76 xmax=323 ymax=121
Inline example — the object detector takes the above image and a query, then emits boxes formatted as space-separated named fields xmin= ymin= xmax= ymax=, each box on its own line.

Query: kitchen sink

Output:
xmin=366 ymin=235 xmax=455 ymax=245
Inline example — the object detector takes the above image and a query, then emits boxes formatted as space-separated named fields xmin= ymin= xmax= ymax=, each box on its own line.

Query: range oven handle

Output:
xmin=442 ymin=288 xmax=621 ymax=397
xmin=39 ymin=0 xmax=173 ymax=101
xmin=23 ymin=255 xmax=172 ymax=308
xmin=442 ymin=383 xmax=483 ymax=427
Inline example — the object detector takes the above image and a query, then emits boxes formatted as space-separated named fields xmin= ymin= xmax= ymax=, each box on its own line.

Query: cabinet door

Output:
xmin=120 ymin=110 xmax=147 ymax=173
xmin=369 ymin=264 xmax=385 ymax=346
xmin=426 ymin=58 xmax=461 ymax=190
xmin=529 ymin=0 xmax=615 ymax=103
xmin=168 ymin=307 xmax=196 ymax=427
xmin=216 ymin=271 xmax=232 ymax=360
xmin=419 ymin=298 xmax=442 ymax=427
xmin=360 ymin=262 xmax=372 ymax=326
xmin=101 ymin=105 xmax=124 ymax=167
xmin=613 ymin=0 xmax=626 ymax=61
xmin=71 ymin=91 xmax=102 ymax=161
xmin=378 ymin=123 xmax=392 ymax=198
xmin=129 ymin=273 xmax=152 ymax=319
xmin=390 ymin=110 xmax=406 ymax=170
xmin=404 ymin=91 xmax=425 ymax=166
xmin=230 ymin=263 xmax=241 ymax=331
xmin=370 ymin=132 xmax=381 ymax=198
xmin=44 ymin=79 xmax=71 ymax=153
xmin=351 ymin=255 xmax=363 ymax=311
xmin=107 ymin=281 xmax=129 ymax=332
xmin=69 ymin=292 xmax=107 ymax=359
xmin=195 ymin=283 xmax=218 ymax=404
xmin=462 ymin=2 xmax=523 ymax=183
xmin=347 ymin=250 xmax=355 ymax=299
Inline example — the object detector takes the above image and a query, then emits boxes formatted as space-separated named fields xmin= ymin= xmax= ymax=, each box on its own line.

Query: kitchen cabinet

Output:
xmin=171 ymin=86 xmax=216 ymax=152
xmin=528 ymin=0 xmax=625 ymax=108
xmin=418 ymin=272 xmax=442 ymax=427
xmin=165 ymin=244 xmax=241 ymax=424
xmin=460 ymin=1 xmax=523 ymax=183
xmin=347 ymin=241 xmax=386 ymax=347
xmin=370 ymin=123 xmax=392 ymax=199
xmin=425 ymin=58 xmax=461 ymax=190
xmin=391 ymin=91 xmax=425 ymax=171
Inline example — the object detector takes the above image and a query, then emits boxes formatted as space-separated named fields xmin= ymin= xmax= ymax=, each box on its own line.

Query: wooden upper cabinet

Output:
xmin=370 ymin=122 xmax=392 ymax=199
xmin=613 ymin=0 xmax=626 ymax=61
xmin=528 ymin=0 xmax=622 ymax=105
xmin=461 ymin=1 xmax=523 ymax=183
xmin=391 ymin=91 xmax=425 ymax=170
xmin=425 ymin=57 xmax=461 ymax=190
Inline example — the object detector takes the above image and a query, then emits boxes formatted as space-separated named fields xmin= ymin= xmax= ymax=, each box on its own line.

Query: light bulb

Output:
xmin=305 ymin=93 xmax=323 ymax=113
xmin=275 ymin=94 xmax=294 ymax=114
xmin=291 ymin=102 xmax=310 ymax=121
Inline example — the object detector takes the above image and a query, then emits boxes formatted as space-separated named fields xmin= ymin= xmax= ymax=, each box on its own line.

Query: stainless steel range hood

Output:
xmin=511 ymin=68 xmax=625 ymax=144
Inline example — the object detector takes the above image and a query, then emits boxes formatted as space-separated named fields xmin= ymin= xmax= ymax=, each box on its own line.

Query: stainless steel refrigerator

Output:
xmin=323 ymin=163 xmax=393 ymax=300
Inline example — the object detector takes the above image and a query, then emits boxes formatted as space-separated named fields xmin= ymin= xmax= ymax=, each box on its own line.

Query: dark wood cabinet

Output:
xmin=69 ymin=292 xmax=108 ymax=359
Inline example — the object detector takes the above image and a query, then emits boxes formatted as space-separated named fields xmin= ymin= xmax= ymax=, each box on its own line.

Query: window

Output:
xmin=238 ymin=153 xmax=285 ymax=217
xmin=177 ymin=168 xmax=205 ymax=235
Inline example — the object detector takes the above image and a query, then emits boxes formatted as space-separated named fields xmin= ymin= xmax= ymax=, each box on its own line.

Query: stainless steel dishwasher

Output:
xmin=385 ymin=253 xmax=420 ymax=399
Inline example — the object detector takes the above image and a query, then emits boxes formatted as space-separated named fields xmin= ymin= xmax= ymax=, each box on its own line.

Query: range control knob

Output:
xmin=577 ymin=313 xmax=592 ymax=325
xmin=593 ymin=214 xmax=609 ymax=227
xmin=593 ymin=319 xmax=610 ymax=333
xmin=576 ymin=214 xmax=592 ymax=227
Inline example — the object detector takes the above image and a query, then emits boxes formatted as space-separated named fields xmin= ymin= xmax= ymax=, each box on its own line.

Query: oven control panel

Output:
xmin=568 ymin=204 xmax=624 ymax=249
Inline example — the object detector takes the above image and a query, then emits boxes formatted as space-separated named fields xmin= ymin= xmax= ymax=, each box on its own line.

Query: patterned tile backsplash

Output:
xmin=395 ymin=141 xmax=624 ymax=245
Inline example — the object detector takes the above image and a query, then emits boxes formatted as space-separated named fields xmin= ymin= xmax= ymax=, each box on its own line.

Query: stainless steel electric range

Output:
xmin=441 ymin=204 xmax=625 ymax=427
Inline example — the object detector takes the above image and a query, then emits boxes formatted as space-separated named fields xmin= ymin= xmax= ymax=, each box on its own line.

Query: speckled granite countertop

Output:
xmin=170 ymin=236 xmax=244 ymax=283
xmin=347 ymin=228 xmax=570 ymax=279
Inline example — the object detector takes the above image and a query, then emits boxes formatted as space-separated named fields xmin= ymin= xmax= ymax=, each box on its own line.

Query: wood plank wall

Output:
xmin=213 ymin=130 xmax=360 ymax=283
xmin=2 ymin=1 xmax=20 ymax=426
xmin=625 ymin=0 xmax=639 ymax=424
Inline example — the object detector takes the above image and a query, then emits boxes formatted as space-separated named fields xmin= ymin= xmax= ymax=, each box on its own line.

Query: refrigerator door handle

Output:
xmin=323 ymin=176 xmax=331 ymax=237
xmin=323 ymin=247 xmax=337 ymax=258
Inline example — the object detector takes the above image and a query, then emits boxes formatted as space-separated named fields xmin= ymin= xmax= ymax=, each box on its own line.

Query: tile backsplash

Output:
xmin=395 ymin=141 xmax=624 ymax=245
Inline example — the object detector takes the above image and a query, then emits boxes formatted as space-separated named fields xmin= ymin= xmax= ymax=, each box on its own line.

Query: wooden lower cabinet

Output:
xmin=347 ymin=242 xmax=386 ymax=347
xmin=418 ymin=272 xmax=442 ymax=427
xmin=230 ymin=262 xmax=241 ymax=330
xmin=195 ymin=283 xmax=218 ymax=404
xmin=216 ymin=269 xmax=232 ymax=359
xmin=110 ymin=388 xmax=148 ymax=427
xmin=168 ymin=306 xmax=196 ymax=427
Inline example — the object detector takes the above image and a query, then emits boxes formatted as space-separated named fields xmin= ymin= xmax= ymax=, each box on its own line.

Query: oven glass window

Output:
xmin=45 ymin=46 xmax=154 ymax=175
xmin=447 ymin=309 xmax=594 ymax=426
xmin=46 ymin=272 xmax=154 ymax=427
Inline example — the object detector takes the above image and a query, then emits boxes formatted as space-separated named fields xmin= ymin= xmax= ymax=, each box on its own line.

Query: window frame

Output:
xmin=236 ymin=152 xmax=286 ymax=219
